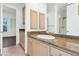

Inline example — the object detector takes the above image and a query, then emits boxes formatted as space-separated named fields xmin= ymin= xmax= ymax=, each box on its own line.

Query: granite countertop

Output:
xmin=28 ymin=33 xmax=79 ymax=56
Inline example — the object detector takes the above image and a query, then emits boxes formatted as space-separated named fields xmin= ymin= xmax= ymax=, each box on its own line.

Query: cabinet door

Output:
xmin=39 ymin=13 xmax=45 ymax=29
xmin=30 ymin=10 xmax=38 ymax=29
xmin=28 ymin=38 xmax=33 ymax=55
xmin=50 ymin=46 xmax=72 ymax=56
xmin=28 ymin=38 xmax=49 ymax=56
xmin=38 ymin=42 xmax=49 ymax=56
xmin=20 ymin=31 xmax=25 ymax=49
xmin=32 ymin=39 xmax=40 ymax=56
xmin=32 ymin=40 xmax=49 ymax=56
xmin=50 ymin=46 xmax=60 ymax=56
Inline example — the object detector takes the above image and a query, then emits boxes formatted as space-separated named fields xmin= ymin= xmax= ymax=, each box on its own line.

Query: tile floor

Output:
xmin=2 ymin=45 xmax=25 ymax=56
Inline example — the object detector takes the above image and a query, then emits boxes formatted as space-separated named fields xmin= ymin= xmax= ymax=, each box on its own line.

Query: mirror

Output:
xmin=47 ymin=3 xmax=79 ymax=36
xmin=58 ymin=4 xmax=67 ymax=35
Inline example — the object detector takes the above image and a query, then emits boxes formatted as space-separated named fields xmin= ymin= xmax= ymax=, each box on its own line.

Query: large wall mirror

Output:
xmin=47 ymin=3 xmax=79 ymax=36
xmin=58 ymin=3 xmax=79 ymax=36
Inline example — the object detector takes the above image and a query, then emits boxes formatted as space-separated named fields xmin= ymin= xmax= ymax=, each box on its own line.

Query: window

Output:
xmin=3 ymin=17 xmax=7 ymax=32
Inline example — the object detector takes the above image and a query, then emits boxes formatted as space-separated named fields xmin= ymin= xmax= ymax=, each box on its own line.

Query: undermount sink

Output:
xmin=36 ymin=34 xmax=55 ymax=39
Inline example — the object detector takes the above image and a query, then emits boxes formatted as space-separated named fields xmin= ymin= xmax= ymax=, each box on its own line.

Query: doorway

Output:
xmin=0 ymin=3 xmax=26 ymax=56
xmin=3 ymin=5 xmax=16 ymax=48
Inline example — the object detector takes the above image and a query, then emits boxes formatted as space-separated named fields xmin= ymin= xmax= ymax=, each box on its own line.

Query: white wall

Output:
xmin=47 ymin=4 xmax=59 ymax=33
xmin=67 ymin=4 xmax=79 ymax=36
xmin=47 ymin=4 xmax=67 ymax=34
xmin=3 ymin=10 xmax=16 ymax=37
xmin=58 ymin=8 xmax=66 ymax=17
xmin=16 ymin=7 xmax=23 ymax=44
xmin=47 ymin=4 xmax=55 ymax=32
xmin=27 ymin=3 xmax=47 ymax=13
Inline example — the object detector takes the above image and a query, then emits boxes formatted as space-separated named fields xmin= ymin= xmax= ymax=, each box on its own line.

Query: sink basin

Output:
xmin=36 ymin=34 xmax=55 ymax=39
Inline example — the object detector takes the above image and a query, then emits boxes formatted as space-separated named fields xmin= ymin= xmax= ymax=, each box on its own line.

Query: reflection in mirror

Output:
xmin=59 ymin=17 xmax=66 ymax=34
xmin=47 ymin=3 xmax=67 ymax=35
xmin=58 ymin=4 xmax=67 ymax=35
xmin=47 ymin=3 xmax=79 ymax=36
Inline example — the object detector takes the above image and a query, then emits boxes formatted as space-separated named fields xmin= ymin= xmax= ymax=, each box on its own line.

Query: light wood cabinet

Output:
xmin=30 ymin=10 xmax=38 ymax=29
xmin=28 ymin=37 xmax=74 ymax=56
xmin=28 ymin=38 xmax=49 ymax=56
xmin=30 ymin=9 xmax=46 ymax=30
xmin=28 ymin=38 xmax=33 ymax=55
xmin=39 ymin=12 xmax=45 ymax=29
xmin=50 ymin=46 xmax=73 ymax=56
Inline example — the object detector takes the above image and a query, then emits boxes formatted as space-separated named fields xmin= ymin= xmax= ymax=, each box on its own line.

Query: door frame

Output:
xmin=1 ymin=3 xmax=17 ymax=54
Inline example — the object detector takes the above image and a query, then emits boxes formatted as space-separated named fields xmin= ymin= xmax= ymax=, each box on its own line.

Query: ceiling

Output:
xmin=3 ymin=3 xmax=25 ymax=14
xmin=3 ymin=3 xmax=25 ymax=8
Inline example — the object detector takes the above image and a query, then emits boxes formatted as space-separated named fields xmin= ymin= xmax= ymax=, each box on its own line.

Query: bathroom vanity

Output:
xmin=27 ymin=32 xmax=79 ymax=56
